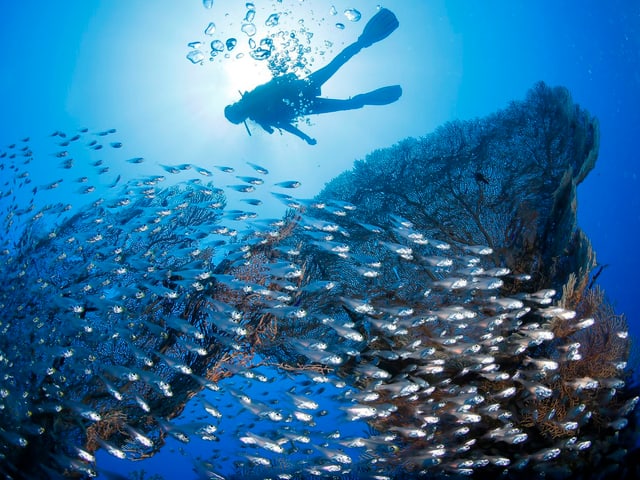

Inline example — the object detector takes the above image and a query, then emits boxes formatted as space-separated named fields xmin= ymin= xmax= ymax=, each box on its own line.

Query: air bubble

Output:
xmin=186 ymin=50 xmax=205 ymax=64
xmin=265 ymin=13 xmax=280 ymax=27
xmin=210 ymin=40 xmax=224 ymax=55
xmin=344 ymin=8 xmax=362 ymax=22
xmin=241 ymin=23 xmax=257 ymax=37
xmin=226 ymin=38 xmax=237 ymax=51
xmin=250 ymin=49 xmax=271 ymax=60
xmin=204 ymin=22 xmax=216 ymax=36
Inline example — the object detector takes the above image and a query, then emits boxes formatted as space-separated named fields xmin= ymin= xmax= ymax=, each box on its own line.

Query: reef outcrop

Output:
xmin=1 ymin=82 xmax=636 ymax=479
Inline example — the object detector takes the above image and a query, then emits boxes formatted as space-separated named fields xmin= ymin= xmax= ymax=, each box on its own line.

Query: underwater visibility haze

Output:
xmin=1 ymin=1 xmax=639 ymax=479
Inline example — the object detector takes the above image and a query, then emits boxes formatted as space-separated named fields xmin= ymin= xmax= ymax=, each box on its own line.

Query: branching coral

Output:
xmin=86 ymin=410 xmax=128 ymax=452
xmin=1 ymin=83 xmax=635 ymax=479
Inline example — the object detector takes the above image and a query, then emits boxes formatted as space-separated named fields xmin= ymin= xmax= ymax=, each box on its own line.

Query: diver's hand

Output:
xmin=277 ymin=123 xmax=317 ymax=145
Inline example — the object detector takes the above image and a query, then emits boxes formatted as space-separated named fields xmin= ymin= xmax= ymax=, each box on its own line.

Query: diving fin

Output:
xmin=352 ymin=85 xmax=402 ymax=107
xmin=357 ymin=8 xmax=399 ymax=48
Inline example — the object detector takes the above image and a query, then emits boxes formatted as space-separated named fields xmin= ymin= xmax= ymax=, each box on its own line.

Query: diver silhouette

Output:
xmin=224 ymin=8 xmax=402 ymax=145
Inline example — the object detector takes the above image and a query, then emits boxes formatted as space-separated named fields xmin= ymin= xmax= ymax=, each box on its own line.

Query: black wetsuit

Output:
xmin=225 ymin=8 xmax=401 ymax=145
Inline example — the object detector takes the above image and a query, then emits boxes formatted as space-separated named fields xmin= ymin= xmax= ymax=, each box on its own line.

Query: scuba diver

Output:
xmin=224 ymin=8 xmax=402 ymax=145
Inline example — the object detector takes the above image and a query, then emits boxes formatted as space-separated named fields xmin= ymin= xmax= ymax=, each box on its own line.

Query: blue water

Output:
xmin=1 ymin=1 xmax=639 ymax=478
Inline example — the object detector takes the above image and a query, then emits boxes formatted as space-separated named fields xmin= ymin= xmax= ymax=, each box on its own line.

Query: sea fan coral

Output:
xmin=0 ymin=83 xmax=637 ymax=479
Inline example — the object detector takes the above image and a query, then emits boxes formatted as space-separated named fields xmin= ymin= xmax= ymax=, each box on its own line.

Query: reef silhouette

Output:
xmin=0 ymin=82 xmax=637 ymax=479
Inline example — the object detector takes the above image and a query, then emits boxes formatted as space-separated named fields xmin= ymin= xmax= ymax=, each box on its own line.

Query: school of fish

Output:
xmin=0 ymin=129 xmax=636 ymax=479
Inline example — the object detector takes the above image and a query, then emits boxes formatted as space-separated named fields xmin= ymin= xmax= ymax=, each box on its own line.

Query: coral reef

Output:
xmin=0 ymin=82 xmax=637 ymax=479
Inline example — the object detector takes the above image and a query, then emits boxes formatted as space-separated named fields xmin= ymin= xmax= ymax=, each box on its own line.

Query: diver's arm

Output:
xmin=277 ymin=123 xmax=317 ymax=145
xmin=259 ymin=123 xmax=275 ymax=134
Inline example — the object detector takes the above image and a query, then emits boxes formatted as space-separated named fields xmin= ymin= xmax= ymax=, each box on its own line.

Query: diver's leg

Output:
xmin=307 ymin=86 xmax=402 ymax=114
xmin=306 ymin=42 xmax=362 ymax=89
xmin=306 ymin=97 xmax=363 ymax=115
xmin=306 ymin=9 xmax=399 ymax=89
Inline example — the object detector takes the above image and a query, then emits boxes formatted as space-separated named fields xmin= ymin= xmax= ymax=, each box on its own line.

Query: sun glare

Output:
xmin=221 ymin=56 xmax=273 ymax=100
